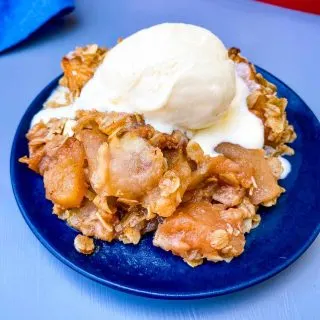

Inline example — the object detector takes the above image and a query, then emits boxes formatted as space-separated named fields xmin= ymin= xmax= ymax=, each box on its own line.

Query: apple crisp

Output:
xmin=20 ymin=45 xmax=296 ymax=266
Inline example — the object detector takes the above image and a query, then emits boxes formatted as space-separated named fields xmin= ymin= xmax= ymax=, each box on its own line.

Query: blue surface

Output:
xmin=10 ymin=67 xmax=320 ymax=299
xmin=1 ymin=0 xmax=320 ymax=318
xmin=0 ymin=0 xmax=74 ymax=53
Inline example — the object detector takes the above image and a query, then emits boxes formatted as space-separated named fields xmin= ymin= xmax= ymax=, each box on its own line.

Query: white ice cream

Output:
xmin=192 ymin=76 xmax=264 ymax=156
xmin=74 ymin=23 xmax=236 ymax=130
xmin=32 ymin=23 xmax=266 ymax=160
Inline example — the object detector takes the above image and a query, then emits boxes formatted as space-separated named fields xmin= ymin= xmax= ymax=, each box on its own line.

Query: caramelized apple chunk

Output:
xmin=77 ymin=129 xmax=108 ymax=190
xmin=154 ymin=201 xmax=245 ymax=266
xmin=215 ymin=143 xmax=282 ymax=205
xmin=43 ymin=137 xmax=87 ymax=208
xmin=186 ymin=141 xmax=253 ymax=190
xmin=91 ymin=132 xmax=166 ymax=200
xmin=108 ymin=133 xmax=166 ymax=199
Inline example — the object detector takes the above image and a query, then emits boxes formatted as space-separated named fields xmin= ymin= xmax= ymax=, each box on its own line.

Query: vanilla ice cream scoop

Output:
xmin=32 ymin=23 xmax=265 ymax=159
xmin=75 ymin=23 xmax=236 ymax=130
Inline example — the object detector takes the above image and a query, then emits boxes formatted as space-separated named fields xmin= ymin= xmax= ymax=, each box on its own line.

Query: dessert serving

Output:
xmin=20 ymin=23 xmax=296 ymax=267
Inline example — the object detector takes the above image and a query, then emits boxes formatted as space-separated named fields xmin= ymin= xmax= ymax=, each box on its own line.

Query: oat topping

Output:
xmin=74 ymin=234 xmax=95 ymax=254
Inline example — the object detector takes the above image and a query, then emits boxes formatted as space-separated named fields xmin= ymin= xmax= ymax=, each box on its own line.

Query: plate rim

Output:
xmin=10 ymin=68 xmax=320 ymax=300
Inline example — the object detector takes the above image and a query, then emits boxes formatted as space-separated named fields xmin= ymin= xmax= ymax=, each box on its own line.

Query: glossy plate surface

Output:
xmin=11 ymin=67 xmax=320 ymax=299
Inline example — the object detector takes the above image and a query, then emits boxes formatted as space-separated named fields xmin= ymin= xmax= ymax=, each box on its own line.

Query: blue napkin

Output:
xmin=0 ymin=0 xmax=75 ymax=53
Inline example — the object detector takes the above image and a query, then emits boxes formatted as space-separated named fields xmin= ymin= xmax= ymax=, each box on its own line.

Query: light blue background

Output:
xmin=1 ymin=0 xmax=319 ymax=319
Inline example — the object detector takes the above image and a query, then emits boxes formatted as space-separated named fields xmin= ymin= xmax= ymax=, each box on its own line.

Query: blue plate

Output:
xmin=11 ymin=67 xmax=320 ymax=299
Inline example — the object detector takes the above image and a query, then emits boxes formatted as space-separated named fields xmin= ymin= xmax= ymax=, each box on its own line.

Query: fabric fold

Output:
xmin=0 ymin=0 xmax=75 ymax=53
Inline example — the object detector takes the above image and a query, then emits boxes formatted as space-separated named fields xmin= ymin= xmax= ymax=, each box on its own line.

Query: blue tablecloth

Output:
xmin=0 ymin=0 xmax=74 ymax=52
